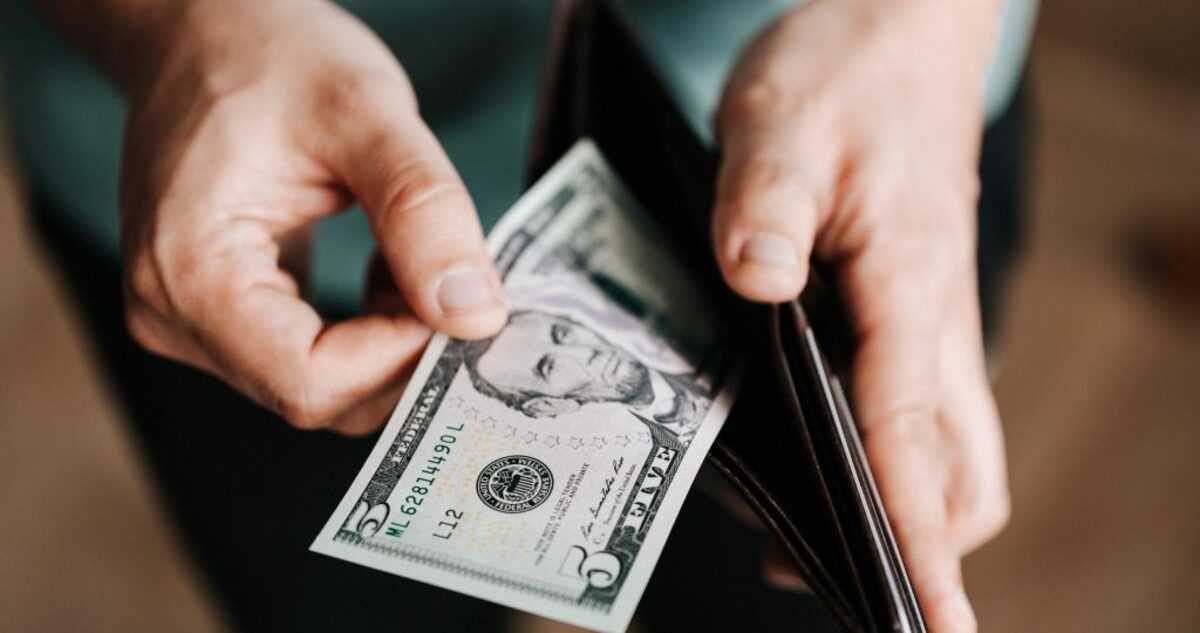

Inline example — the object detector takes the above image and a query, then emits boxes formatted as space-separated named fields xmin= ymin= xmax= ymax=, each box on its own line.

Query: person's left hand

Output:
xmin=116 ymin=0 xmax=508 ymax=436
xmin=712 ymin=2 xmax=1010 ymax=631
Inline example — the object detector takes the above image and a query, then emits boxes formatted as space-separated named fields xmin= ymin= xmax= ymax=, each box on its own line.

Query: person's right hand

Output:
xmin=118 ymin=0 xmax=507 ymax=435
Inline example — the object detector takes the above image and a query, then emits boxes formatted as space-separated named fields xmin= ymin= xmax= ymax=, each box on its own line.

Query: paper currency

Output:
xmin=311 ymin=140 xmax=737 ymax=631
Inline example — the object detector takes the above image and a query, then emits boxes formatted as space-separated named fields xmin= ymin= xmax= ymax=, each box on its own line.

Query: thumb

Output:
xmin=328 ymin=94 xmax=507 ymax=340
xmin=712 ymin=124 xmax=829 ymax=304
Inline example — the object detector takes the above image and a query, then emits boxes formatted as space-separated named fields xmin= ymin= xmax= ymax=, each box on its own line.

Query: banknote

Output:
xmin=311 ymin=140 xmax=738 ymax=631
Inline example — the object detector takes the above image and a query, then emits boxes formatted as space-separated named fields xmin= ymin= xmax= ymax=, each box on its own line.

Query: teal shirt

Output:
xmin=0 ymin=0 xmax=1037 ymax=309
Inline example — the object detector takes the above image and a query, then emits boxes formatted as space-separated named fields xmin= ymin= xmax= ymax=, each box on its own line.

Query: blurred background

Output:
xmin=1 ymin=0 xmax=1197 ymax=631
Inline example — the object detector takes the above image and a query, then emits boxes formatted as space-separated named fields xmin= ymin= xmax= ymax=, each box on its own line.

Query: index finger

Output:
xmin=183 ymin=236 xmax=430 ymax=430
xmin=843 ymin=247 xmax=976 ymax=632
xmin=314 ymin=79 xmax=507 ymax=341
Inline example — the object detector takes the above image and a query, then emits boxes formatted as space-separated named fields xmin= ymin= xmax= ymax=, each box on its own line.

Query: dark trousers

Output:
xmin=28 ymin=86 xmax=1025 ymax=633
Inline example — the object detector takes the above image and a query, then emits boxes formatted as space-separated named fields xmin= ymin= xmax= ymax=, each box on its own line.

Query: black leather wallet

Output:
xmin=528 ymin=2 xmax=926 ymax=631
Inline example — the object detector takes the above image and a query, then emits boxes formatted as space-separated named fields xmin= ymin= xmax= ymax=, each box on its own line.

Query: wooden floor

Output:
xmin=1 ymin=4 xmax=1197 ymax=632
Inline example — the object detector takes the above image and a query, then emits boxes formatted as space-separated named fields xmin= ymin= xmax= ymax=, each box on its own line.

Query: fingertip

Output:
xmin=439 ymin=303 xmax=509 ymax=340
xmin=909 ymin=553 xmax=976 ymax=633
xmin=764 ymin=565 xmax=810 ymax=593
xmin=431 ymin=265 xmax=508 ymax=339
xmin=927 ymin=586 xmax=978 ymax=633
xmin=762 ymin=545 xmax=811 ymax=593
xmin=724 ymin=261 xmax=806 ymax=303
xmin=330 ymin=382 xmax=407 ymax=437
xmin=722 ymin=232 xmax=808 ymax=303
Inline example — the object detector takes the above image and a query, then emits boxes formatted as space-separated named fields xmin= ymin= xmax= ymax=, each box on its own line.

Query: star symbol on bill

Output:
xmin=481 ymin=416 xmax=498 ymax=429
xmin=463 ymin=406 xmax=480 ymax=420
xmin=568 ymin=436 xmax=584 ymax=449
xmin=591 ymin=436 xmax=607 ymax=448
xmin=523 ymin=431 xmax=538 ymax=445
xmin=613 ymin=434 xmax=631 ymax=447
xmin=636 ymin=431 xmax=651 ymax=444
xmin=503 ymin=425 xmax=517 ymax=438
xmin=542 ymin=434 xmax=561 ymax=447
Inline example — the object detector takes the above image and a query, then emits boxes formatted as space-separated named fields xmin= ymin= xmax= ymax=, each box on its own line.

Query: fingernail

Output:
xmin=739 ymin=232 xmax=798 ymax=269
xmin=435 ymin=267 xmax=501 ymax=315
xmin=949 ymin=588 xmax=977 ymax=630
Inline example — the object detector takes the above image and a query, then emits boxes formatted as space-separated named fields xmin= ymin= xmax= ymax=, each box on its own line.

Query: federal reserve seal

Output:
xmin=476 ymin=455 xmax=554 ymax=514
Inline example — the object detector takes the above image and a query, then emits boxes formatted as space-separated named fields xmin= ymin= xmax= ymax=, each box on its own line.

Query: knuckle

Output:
xmin=925 ymin=186 xmax=980 ymax=242
xmin=862 ymin=225 xmax=966 ymax=307
xmin=123 ymin=216 xmax=208 ymax=317
xmin=864 ymin=252 xmax=944 ymax=313
xmin=123 ymin=303 xmax=171 ymax=358
xmin=865 ymin=404 xmax=939 ymax=443
xmin=122 ymin=254 xmax=179 ymax=359
xmin=718 ymin=155 xmax=812 ymax=224
xmin=859 ymin=166 xmax=978 ymax=237
xmin=275 ymin=388 xmax=335 ymax=432
xmin=378 ymin=162 xmax=465 ymax=222
xmin=729 ymin=156 xmax=787 ymax=200
xmin=719 ymin=79 xmax=784 ymax=131
xmin=274 ymin=368 xmax=351 ymax=432
xmin=315 ymin=71 xmax=410 ymax=122
xmin=950 ymin=480 xmax=1011 ymax=550
xmin=279 ymin=406 xmax=325 ymax=431
xmin=921 ymin=238 xmax=969 ymax=287
xmin=719 ymin=72 xmax=814 ymax=134
xmin=971 ymin=490 xmax=1012 ymax=541
xmin=124 ymin=253 xmax=165 ymax=306
xmin=953 ymin=173 xmax=982 ymax=208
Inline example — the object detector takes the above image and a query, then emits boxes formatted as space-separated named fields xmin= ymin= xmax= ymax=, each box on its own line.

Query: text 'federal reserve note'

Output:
xmin=311 ymin=140 xmax=738 ymax=632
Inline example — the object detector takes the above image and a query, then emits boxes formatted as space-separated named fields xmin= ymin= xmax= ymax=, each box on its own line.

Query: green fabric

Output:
xmin=0 ymin=0 xmax=1036 ymax=309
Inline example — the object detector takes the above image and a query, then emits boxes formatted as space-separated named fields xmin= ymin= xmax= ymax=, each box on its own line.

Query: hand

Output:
xmin=118 ymin=0 xmax=507 ymax=434
xmin=714 ymin=1 xmax=1009 ymax=630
